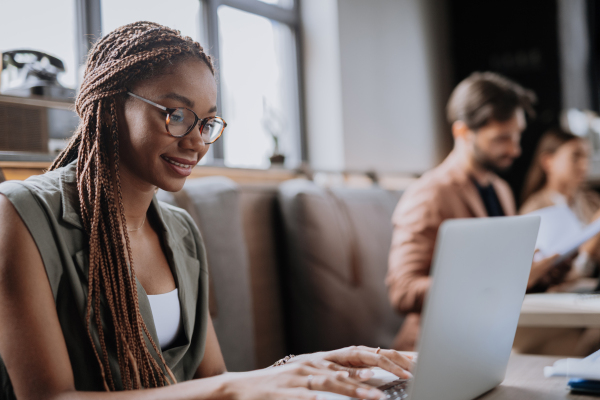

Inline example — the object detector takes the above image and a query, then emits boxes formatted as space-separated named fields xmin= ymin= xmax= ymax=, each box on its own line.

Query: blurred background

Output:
xmin=3 ymin=0 xmax=600 ymax=370
xmin=1 ymin=0 xmax=600 ymax=204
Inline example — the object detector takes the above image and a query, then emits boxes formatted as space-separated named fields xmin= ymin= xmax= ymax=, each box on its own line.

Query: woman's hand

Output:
xmin=288 ymin=346 xmax=414 ymax=382
xmin=528 ymin=253 xmax=560 ymax=289
xmin=580 ymin=233 xmax=600 ymax=264
xmin=220 ymin=360 xmax=385 ymax=400
xmin=528 ymin=252 xmax=573 ymax=291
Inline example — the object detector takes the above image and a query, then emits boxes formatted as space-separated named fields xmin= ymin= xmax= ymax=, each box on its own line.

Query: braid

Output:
xmin=50 ymin=21 xmax=214 ymax=390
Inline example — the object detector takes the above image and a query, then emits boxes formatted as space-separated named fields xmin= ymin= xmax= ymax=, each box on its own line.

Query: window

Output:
xmin=0 ymin=0 xmax=78 ymax=89
xmin=101 ymin=0 xmax=202 ymax=44
xmin=101 ymin=0 xmax=304 ymax=168
xmin=218 ymin=6 xmax=301 ymax=168
xmin=205 ymin=0 xmax=304 ymax=169
xmin=0 ymin=0 xmax=305 ymax=168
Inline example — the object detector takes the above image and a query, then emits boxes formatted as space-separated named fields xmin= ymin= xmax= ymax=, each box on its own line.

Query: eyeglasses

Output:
xmin=127 ymin=92 xmax=227 ymax=143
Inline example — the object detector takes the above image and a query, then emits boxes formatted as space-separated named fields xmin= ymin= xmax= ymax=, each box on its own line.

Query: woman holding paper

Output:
xmin=515 ymin=129 xmax=600 ymax=357
xmin=521 ymin=128 xmax=600 ymax=279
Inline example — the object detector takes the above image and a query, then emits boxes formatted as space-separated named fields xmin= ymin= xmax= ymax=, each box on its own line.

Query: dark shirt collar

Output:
xmin=471 ymin=177 xmax=505 ymax=217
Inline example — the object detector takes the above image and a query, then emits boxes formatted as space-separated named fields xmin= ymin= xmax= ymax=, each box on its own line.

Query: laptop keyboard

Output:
xmin=378 ymin=380 xmax=409 ymax=399
xmin=349 ymin=379 xmax=410 ymax=400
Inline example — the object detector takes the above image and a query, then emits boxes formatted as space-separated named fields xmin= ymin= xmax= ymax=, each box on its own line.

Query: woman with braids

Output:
xmin=0 ymin=22 xmax=411 ymax=400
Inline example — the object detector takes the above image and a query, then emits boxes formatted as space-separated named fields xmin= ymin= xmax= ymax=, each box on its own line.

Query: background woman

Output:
xmin=516 ymin=128 xmax=600 ymax=356
xmin=521 ymin=128 xmax=600 ymax=279
xmin=0 ymin=22 xmax=411 ymax=400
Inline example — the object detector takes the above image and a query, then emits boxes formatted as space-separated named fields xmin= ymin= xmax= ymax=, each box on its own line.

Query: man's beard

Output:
xmin=472 ymin=143 xmax=514 ymax=175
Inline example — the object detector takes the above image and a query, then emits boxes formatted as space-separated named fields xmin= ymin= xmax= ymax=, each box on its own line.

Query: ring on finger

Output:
xmin=375 ymin=347 xmax=381 ymax=354
xmin=307 ymin=374 xmax=313 ymax=390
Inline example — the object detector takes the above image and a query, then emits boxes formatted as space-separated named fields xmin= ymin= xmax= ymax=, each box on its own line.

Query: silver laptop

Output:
xmin=320 ymin=216 xmax=540 ymax=400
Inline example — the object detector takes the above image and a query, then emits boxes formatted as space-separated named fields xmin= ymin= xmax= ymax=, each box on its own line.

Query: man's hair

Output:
xmin=446 ymin=72 xmax=537 ymax=130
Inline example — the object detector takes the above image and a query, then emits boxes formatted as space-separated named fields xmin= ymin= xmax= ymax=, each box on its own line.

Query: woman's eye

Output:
xmin=169 ymin=112 xmax=185 ymax=124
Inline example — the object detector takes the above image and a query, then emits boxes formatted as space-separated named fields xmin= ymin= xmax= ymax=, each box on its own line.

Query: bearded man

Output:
xmin=387 ymin=72 xmax=563 ymax=351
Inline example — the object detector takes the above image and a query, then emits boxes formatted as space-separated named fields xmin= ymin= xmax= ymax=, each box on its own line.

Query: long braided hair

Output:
xmin=49 ymin=21 xmax=214 ymax=390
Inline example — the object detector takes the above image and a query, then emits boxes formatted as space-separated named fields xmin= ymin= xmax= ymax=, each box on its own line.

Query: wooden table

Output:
xmin=478 ymin=354 xmax=591 ymax=399
xmin=518 ymin=291 xmax=600 ymax=328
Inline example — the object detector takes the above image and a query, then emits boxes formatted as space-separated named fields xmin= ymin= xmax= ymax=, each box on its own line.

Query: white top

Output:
xmin=147 ymin=288 xmax=183 ymax=350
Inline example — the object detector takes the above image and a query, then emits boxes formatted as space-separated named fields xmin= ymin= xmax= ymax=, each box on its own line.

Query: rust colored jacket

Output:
xmin=386 ymin=150 xmax=516 ymax=350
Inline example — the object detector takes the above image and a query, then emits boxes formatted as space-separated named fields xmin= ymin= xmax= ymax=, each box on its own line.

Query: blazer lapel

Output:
xmin=150 ymin=197 xmax=200 ymax=369
xmin=62 ymin=170 xmax=202 ymax=371
xmin=459 ymin=180 xmax=488 ymax=218
xmin=59 ymin=165 xmax=84 ymax=230
xmin=492 ymin=178 xmax=516 ymax=216
xmin=136 ymin=280 xmax=164 ymax=360
xmin=460 ymin=180 xmax=488 ymax=218
xmin=444 ymin=155 xmax=488 ymax=218
xmin=442 ymin=150 xmax=515 ymax=218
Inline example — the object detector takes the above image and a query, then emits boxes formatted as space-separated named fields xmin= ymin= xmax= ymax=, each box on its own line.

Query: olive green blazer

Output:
xmin=0 ymin=162 xmax=209 ymax=398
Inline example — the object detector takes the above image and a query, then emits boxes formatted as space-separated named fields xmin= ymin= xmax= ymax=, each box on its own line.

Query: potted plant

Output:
xmin=262 ymin=97 xmax=286 ymax=167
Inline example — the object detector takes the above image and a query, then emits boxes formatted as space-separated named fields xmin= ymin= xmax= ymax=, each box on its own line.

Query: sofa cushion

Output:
xmin=238 ymin=185 xmax=288 ymax=368
xmin=278 ymin=179 xmax=404 ymax=354
xmin=157 ymin=177 xmax=255 ymax=372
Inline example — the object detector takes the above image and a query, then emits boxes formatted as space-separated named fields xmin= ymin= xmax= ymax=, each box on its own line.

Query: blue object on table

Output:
xmin=568 ymin=378 xmax=600 ymax=395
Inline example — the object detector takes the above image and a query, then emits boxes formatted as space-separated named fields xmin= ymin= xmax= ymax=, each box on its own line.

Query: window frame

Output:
xmin=203 ymin=0 xmax=307 ymax=164
xmin=75 ymin=0 xmax=102 ymax=87
xmin=77 ymin=0 xmax=307 ymax=166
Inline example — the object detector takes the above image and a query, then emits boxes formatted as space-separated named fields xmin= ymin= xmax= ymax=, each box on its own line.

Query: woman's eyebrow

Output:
xmin=208 ymin=105 xmax=218 ymax=113
xmin=159 ymin=92 xmax=194 ymax=108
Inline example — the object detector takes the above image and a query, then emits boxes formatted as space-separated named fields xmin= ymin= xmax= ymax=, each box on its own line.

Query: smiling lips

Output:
xmin=161 ymin=155 xmax=197 ymax=177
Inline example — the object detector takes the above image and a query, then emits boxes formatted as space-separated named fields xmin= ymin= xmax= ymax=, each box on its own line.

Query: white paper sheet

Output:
xmin=544 ymin=349 xmax=600 ymax=380
xmin=527 ymin=204 xmax=600 ymax=261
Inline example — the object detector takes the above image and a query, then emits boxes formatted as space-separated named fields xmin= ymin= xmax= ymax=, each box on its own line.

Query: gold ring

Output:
xmin=376 ymin=347 xmax=381 ymax=354
xmin=307 ymin=374 xmax=313 ymax=390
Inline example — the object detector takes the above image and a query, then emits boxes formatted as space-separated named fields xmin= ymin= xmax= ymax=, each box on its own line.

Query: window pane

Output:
xmin=102 ymin=0 xmax=201 ymax=41
xmin=0 ymin=0 xmax=77 ymax=90
xmin=218 ymin=6 xmax=300 ymax=168
xmin=257 ymin=0 xmax=294 ymax=9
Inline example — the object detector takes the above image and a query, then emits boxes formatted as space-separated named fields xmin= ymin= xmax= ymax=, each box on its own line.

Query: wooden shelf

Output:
xmin=0 ymin=94 xmax=74 ymax=111
xmin=0 ymin=161 xmax=51 ymax=169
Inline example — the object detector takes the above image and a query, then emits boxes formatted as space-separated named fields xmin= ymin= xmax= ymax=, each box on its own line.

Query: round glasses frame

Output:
xmin=127 ymin=91 xmax=227 ymax=143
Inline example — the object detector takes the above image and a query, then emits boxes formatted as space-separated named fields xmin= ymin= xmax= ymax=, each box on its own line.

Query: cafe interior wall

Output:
xmin=302 ymin=0 xmax=453 ymax=175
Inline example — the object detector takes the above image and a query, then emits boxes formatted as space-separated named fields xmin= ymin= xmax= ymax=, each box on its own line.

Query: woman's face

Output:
xmin=117 ymin=58 xmax=217 ymax=193
xmin=544 ymin=138 xmax=590 ymax=189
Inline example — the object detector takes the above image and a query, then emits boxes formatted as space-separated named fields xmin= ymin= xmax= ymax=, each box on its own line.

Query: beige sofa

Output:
xmin=158 ymin=176 xmax=405 ymax=371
